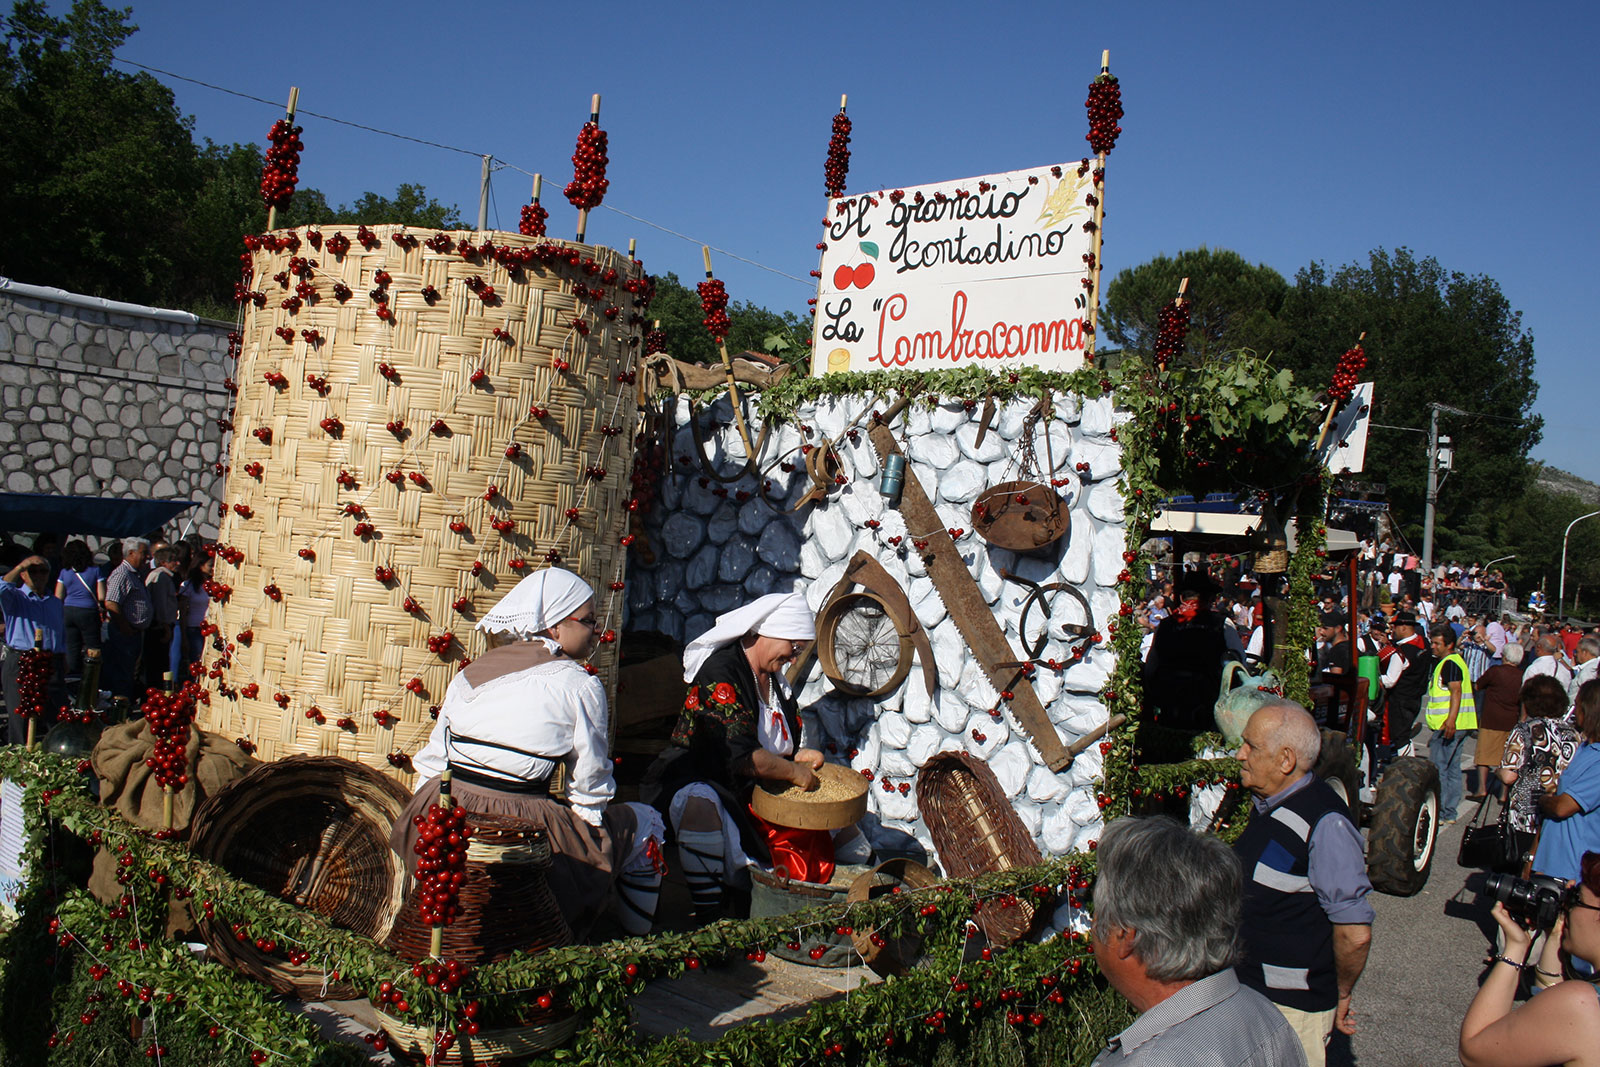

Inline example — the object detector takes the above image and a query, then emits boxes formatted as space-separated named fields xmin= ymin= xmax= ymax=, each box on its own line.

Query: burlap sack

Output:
xmin=87 ymin=720 xmax=259 ymax=921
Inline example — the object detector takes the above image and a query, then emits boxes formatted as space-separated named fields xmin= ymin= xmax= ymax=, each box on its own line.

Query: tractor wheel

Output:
xmin=1314 ymin=729 xmax=1362 ymax=827
xmin=1366 ymin=756 xmax=1440 ymax=897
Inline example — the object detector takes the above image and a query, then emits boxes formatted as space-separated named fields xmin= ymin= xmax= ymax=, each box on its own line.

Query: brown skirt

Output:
xmin=1475 ymin=728 xmax=1511 ymax=768
xmin=391 ymin=777 xmax=638 ymax=941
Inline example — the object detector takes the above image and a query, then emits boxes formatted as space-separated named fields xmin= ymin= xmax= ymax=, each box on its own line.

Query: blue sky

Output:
xmin=105 ymin=0 xmax=1598 ymax=486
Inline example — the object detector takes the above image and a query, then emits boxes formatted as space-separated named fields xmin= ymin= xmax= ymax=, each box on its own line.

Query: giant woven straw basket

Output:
xmin=916 ymin=751 xmax=1042 ymax=944
xmin=188 ymin=755 xmax=413 ymax=999
xmin=198 ymin=225 xmax=647 ymax=781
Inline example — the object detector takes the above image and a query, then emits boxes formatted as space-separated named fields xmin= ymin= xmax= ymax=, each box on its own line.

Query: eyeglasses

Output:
xmin=565 ymin=614 xmax=598 ymax=630
xmin=789 ymin=640 xmax=807 ymax=655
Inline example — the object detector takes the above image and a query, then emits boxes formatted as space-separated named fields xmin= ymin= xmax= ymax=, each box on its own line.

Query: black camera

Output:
xmin=1484 ymin=872 xmax=1571 ymax=930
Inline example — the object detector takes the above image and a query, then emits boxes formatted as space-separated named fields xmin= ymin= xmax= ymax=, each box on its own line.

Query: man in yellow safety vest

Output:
xmin=1425 ymin=626 xmax=1477 ymax=825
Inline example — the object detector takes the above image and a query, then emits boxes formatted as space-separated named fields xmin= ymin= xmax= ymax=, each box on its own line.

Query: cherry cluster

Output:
xmin=644 ymin=327 xmax=667 ymax=355
xmin=412 ymin=801 xmax=472 ymax=926
xmin=142 ymin=683 xmax=199 ymax=789
xmin=697 ymin=278 xmax=730 ymax=341
xmin=1084 ymin=74 xmax=1123 ymax=155
xmin=1152 ymin=298 xmax=1189 ymax=371
xmin=1328 ymin=344 xmax=1366 ymax=404
xmin=519 ymin=200 xmax=549 ymax=237
xmin=14 ymin=647 xmax=55 ymax=720
xmin=259 ymin=119 xmax=303 ymax=210
xmin=564 ymin=121 xmax=610 ymax=210
xmin=824 ymin=111 xmax=852 ymax=198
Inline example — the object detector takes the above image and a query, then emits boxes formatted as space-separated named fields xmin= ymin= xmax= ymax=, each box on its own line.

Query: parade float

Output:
xmin=0 ymin=58 xmax=1378 ymax=1066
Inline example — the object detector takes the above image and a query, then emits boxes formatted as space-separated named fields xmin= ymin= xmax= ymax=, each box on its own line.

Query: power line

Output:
xmin=112 ymin=56 xmax=814 ymax=288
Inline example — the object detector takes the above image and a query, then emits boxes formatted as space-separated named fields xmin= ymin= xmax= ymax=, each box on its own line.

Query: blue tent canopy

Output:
xmin=0 ymin=494 xmax=198 ymax=538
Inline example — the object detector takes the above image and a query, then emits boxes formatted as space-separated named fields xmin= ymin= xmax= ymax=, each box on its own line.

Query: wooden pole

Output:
xmin=265 ymin=86 xmax=299 ymax=232
xmin=24 ymin=628 xmax=42 ymax=749
xmin=477 ymin=155 xmax=491 ymax=232
xmin=575 ymin=95 xmax=601 ymax=244
xmin=702 ymin=246 xmax=760 ymax=469
xmin=1313 ymin=331 xmax=1366 ymax=453
xmin=429 ymin=770 xmax=454 ymax=959
xmin=1084 ymin=51 xmax=1110 ymax=359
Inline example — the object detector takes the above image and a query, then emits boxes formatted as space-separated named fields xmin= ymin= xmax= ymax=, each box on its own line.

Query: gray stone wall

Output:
xmin=0 ymin=283 xmax=234 ymax=537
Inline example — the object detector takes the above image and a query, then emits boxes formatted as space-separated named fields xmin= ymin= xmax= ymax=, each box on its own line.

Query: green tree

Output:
xmin=277 ymin=182 xmax=462 ymax=230
xmin=1491 ymin=483 xmax=1600 ymax=613
xmin=647 ymin=272 xmax=811 ymax=368
xmin=1100 ymin=247 xmax=1292 ymax=364
xmin=0 ymin=0 xmax=203 ymax=305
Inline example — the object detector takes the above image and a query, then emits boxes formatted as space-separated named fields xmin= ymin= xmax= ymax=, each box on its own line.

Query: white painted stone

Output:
xmin=811 ymin=559 xmax=847 ymax=609
xmin=902 ymin=675 xmax=933 ymax=723
xmin=848 ymin=438 xmax=879 ymax=478
xmin=990 ymin=741 xmax=1033 ymax=797
xmin=838 ymin=481 xmax=879 ymax=528
xmin=1079 ymin=396 xmax=1114 ymax=437
xmin=1027 ymin=765 xmax=1067 ymax=803
xmin=1013 ymin=803 xmax=1042 ymax=838
xmin=965 ymin=717 xmax=1006 ymax=759
xmin=907 ymin=723 xmax=943 ymax=766
xmin=685 ymin=545 xmax=719 ymax=589
xmin=931 ymin=688 xmax=970 ymax=734
xmin=912 ymin=581 xmax=947 ymax=631
xmin=933 ymin=461 xmax=985 ymax=506
xmin=798 ymin=536 xmax=825 ymax=582
xmin=717 ymin=541 xmax=755 ymax=582
xmin=972 ymin=549 xmax=1002 ymax=605
xmin=954 ymin=420 xmax=1007 ymax=463
xmin=996 ymin=398 xmax=1035 ymax=441
xmin=1091 ymin=525 xmax=1127 ymax=587
xmin=810 ymin=398 xmax=848 ymax=441
xmin=930 ymin=402 xmax=968 ymax=434
xmin=913 ymin=432 xmax=960 ymax=472
xmin=810 ymin=500 xmax=855 ymax=563
xmin=873 ymin=787 xmax=919 ymax=823
xmin=879 ymin=747 xmax=916 ymax=779
xmin=1086 ymin=481 xmax=1125 ymax=524
xmin=1072 ymin=440 xmax=1122 ymax=480
xmin=1060 ymin=655 xmax=1110 ymax=695
xmin=1041 ymin=804 xmax=1078 ymax=854
xmin=1066 ymin=788 xmax=1103 ymax=826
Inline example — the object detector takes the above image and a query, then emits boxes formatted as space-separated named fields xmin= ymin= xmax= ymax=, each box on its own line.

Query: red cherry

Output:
xmin=832 ymin=264 xmax=853 ymax=290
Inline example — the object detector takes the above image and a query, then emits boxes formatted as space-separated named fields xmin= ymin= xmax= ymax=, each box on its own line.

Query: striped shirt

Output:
xmin=104 ymin=561 xmax=152 ymax=630
xmin=1092 ymin=970 xmax=1306 ymax=1067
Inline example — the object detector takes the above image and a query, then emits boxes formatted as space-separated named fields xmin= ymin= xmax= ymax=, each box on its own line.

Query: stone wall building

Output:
xmin=0 ymin=278 xmax=234 ymax=538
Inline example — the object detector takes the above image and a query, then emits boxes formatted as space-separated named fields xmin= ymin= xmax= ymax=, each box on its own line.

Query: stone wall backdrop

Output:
xmin=0 ymin=279 xmax=234 ymax=538
xmin=629 ymin=390 xmax=1127 ymax=869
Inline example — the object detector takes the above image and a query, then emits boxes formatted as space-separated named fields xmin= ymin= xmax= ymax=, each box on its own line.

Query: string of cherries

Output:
xmin=1153 ymin=298 xmax=1190 ymax=371
xmin=1085 ymin=72 xmax=1124 ymax=155
xmin=260 ymin=118 xmax=303 ymax=211
xmin=564 ymin=120 xmax=610 ymax=211
xmin=142 ymin=682 xmax=198 ymax=793
xmin=697 ymin=277 xmax=730 ymax=341
xmin=1328 ymin=344 xmax=1367 ymax=405
xmin=411 ymin=798 xmax=471 ymax=928
xmin=824 ymin=108 xmax=852 ymax=198
xmin=14 ymin=645 xmax=57 ymax=724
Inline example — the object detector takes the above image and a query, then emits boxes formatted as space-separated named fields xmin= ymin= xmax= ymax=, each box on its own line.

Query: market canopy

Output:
xmin=1148 ymin=508 xmax=1361 ymax=554
xmin=0 ymin=493 xmax=198 ymax=538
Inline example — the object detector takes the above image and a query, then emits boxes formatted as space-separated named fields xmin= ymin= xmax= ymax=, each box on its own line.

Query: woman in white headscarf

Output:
xmin=652 ymin=591 xmax=842 ymax=918
xmin=394 ymin=567 xmax=664 ymax=939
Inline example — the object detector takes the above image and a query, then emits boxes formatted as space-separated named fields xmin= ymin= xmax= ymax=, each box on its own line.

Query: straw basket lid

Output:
xmin=751 ymin=762 xmax=868 ymax=831
xmin=971 ymin=480 xmax=1069 ymax=555
xmin=188 ymin=754 xmax=413 ymax=999
xmin=846 ymin=858 xmax=941 ymax=977
xmin=375 ymin=1006 xmax=580 ymax=1064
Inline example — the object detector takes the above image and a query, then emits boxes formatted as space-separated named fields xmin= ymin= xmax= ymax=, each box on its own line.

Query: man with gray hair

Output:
xmin=1523 ymin=632 xmax=1573 ymax=693
xmin=1233 ymin=701 xmax=1373 ymax=1067
xmin=102 ymin=537 xmax=152 ymax=700
xmin=1091 ymin=816 xmax=1305 ymax=1067
xmin=1569 ymin=635 xmax=1599 ymax=701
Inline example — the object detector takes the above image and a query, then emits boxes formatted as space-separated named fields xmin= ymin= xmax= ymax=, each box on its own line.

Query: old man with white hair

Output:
xmin=1233 ymin=700 xmax=1374 ymax=1067
xmin=650 ymin=590 xmax=868 ymax=919
xmin=397 ymin=567 xmax=665 ymax=939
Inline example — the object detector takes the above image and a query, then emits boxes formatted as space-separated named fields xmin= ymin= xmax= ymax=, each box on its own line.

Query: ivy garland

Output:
xmin=1282 ymin=476 xmax=1331 ymax=708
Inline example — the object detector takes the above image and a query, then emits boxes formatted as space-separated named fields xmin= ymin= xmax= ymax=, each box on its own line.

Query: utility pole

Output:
xmin=1420 ymin=402 xmax=1467 ymax=579
xmin=1559 ymin=510 xmax=1600 ymax=620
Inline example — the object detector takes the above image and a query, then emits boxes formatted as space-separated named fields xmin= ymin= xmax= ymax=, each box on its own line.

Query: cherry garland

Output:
xmin=1328 ymin=344 xmax=1366 ymax=406
xmin=1084 ymin=72 xmax=1124 ymax=156
xmin=564 ymin=121 xmax=610 ymax=211
xmin=824 ymin=108 xmax=852 ymax=199
xmin=15 ymin=644 xmax=57 ymax=723
xmin=696 ymin=276 xmax=730 ymax=342
xmin=141 ymin=682 xmax=199 ymax=791
xmin=1151 ymin=297 xmax=1189 ymax=372
xmin=259 ymin=119 xmax=303 ymax=211
xmin=518 ymin=199 xmax=549 ymax=238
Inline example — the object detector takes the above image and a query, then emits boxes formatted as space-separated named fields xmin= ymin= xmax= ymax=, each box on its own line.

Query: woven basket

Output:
xmin=383 ymin=815 xmax=571 ymax=966
xmin=846 ymin=858 xmax=941 ymax=977
xmin=916 ymin=751 xmax=1042 ymax=945
xmin=374 ymin=1007 xmax=580 ymax=1065
xmin=188 ymin=754 xmax=412 ymax=999
xmin=751 ymin=762 xmax=869 ymax=831
xmin=198 ymin=225 xmax=647 ymax=782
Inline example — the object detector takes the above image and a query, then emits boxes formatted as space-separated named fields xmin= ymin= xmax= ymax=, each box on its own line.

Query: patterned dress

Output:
xmin=1501 ymin=718 xmax=1582 ymax=833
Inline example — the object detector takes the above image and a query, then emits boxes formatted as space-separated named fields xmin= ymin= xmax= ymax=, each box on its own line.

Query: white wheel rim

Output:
xmin=1413 ymin=789 xmax=1438 ymax=872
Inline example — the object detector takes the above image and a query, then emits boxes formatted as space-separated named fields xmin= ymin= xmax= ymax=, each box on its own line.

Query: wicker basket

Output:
xmin=374 ymin=1007 xmax=580 ymax=1065
xmin=916 ymin=751 xmax=1042 ymax=945
xmin=846 ymin=858 xmax=941 ymax=977
xmin=188 ymin=755 xmax=413 ymax=999
xmin=383 ymin=814 xmax=571 ymax=966
xmin=199 ymin=225 xmax=647 ymax=781
xmin=751 ymin=762 xmax=868 ymax=831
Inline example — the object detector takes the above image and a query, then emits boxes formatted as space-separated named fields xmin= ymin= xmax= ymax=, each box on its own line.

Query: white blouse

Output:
xmin=754 ymin=673 xmax=798 ymax=757
xmin=411 ymin=641 xmax=615 ymax=826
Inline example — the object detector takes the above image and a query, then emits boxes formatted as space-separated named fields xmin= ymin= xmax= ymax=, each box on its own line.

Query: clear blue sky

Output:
xmin=106 ymin=0 xmax=1598 ymax=486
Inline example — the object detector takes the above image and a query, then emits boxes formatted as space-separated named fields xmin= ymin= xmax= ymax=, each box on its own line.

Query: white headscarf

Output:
xmin=477 ymin=567 xmax=594 ymax=639
xmin=682 ymin=591 xmax=815 ymax=682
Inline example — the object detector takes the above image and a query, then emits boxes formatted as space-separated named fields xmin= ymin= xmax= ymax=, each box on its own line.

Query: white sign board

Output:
xmin=1322 ymin=381 xmax=1373 ymax=475
xmin=810 ymin=163 xmax=1097 ymax=375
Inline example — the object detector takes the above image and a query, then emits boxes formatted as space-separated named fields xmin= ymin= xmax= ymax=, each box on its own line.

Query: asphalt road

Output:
xmin=1336 ymin=738 xmax=1502 ymax=1067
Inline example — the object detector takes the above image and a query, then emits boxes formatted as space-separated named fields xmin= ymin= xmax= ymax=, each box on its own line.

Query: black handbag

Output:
xmin=1458 ymin=797 xmax=1518 ymax=872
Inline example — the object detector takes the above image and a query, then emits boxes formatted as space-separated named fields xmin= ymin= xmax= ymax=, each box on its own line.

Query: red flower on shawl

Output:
xmin=684 ymin=688 xmax=701 ymax=711
xmin=711 ymin=683 xmax=737 ymax=706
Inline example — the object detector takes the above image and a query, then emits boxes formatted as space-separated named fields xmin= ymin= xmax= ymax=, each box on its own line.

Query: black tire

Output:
xmin=1366 ymin=756 xmax=1440 ymax=896
xmin=1314 ymin=729 xmax=1362 ymax=828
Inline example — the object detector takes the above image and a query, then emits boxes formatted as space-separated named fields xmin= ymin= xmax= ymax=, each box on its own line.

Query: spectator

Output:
xmin=1534 ymin=680 xmax=1600 ymax=884
xmin=1234 ymin=701 xmax=1373 ymax=1067
xmin=1091 ymin=815 xmax=1306 ymax=1067
xmin=1426 ymin=625 xmax=1477 ymax=825
xmin=103 ymin=537 xmax=152 ymax=701
xmin=1485 ymin=614 xmax=1510 ymax=662
xmin=1499 ymin=674 xmax=1580 ymax=867
xmin=1 ymin=555 xmax=67 ymax=744
xmin=1570 ymin=636 xmax=1599 ymax=702
xmin=143 ymin=546 xmax=181 ymax=690
xmin=1379 ymin=611 xmax=1431 ymax=744
xmin=1459 ymin=851 xmax=1600 ymax=1067
xmin=1144 ymin=573 xmax=1227 ymax=732
xmin=53 ymin=539 xmax=104 ymax=684
xmin=1473 ymin=643 xmax=1527 ymax=801
xmin=174 ymin=554 xmax=212 ymax=683
xmin=1525 ymin=634 xmax=1574 ymax=693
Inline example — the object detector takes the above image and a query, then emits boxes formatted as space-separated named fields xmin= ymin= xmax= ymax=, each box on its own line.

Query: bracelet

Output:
xmin=1493 ymin=954 xmax=1529 ymax=969
xmin=1534 ymin=966 xmax=1561 ymax=978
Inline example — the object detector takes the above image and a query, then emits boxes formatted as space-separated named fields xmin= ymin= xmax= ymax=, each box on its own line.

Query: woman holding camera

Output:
xmin=1460 ymin=851 xmax=1600 ymax=1067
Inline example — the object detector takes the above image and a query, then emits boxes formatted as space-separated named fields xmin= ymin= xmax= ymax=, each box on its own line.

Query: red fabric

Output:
xmin=748 ymin=805 xmax=835 ymax=884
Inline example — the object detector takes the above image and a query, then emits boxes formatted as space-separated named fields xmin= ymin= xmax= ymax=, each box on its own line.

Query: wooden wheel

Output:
xmin=816 ymin=591 xmax=914 ymax=698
